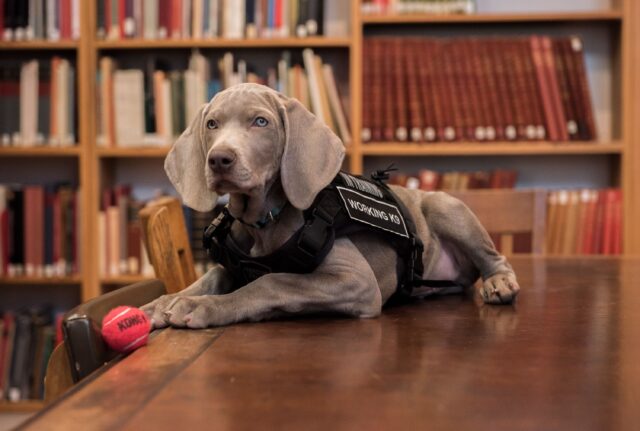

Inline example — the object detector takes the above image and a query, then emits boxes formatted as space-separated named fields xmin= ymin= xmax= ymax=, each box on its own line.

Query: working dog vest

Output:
xmin=203 ymin=170 xmax=459 ymax=298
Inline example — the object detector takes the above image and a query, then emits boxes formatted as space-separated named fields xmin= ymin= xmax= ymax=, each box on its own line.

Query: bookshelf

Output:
xmin=1 ymin=0 xmax=640 ymax=412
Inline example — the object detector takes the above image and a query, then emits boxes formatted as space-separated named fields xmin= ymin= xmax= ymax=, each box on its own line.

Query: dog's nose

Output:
xmin=208 ymin=150 xmax=237 ymax=172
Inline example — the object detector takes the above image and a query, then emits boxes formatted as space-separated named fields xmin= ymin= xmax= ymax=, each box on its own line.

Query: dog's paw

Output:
xmin=480 ymin=272 xmax=520 ymax=305
xmin=141 ymin=294 xmax=182 ymax=329
xmin=163 ymin=296 xmax=214 ymax=329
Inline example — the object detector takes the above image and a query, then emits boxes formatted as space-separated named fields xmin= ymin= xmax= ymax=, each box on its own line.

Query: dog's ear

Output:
xmin=164 ymin=104 xmax=218 ymax=212
xmin=279 ymin=98 xmax=345 ymax=209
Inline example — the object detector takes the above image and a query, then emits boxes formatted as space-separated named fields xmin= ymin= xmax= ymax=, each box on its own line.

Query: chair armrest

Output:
xmin=63 ymin=279 xmax=167 ymax=382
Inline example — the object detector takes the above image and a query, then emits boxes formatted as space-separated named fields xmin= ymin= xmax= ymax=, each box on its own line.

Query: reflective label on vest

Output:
xmin=336 ymin=186 xmax=409 ymax=238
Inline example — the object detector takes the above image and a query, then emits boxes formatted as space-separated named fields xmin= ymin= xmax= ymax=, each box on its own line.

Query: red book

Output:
xmin=481 ymin=39 xmax=503 ymax=141
xmin=158 ymin=0 xmax=169 ymax=38
xmin=541 ymin=36 xmax=569 ymax=141
xmin=119 ymin=0 xmax=126 ymax=38
xmin=393 ymin=38 xmax=408 ymax=141
xmin=274 ymin=0 xmax=282 ymax=31
xmin=1 ymin=201 xmax=8 ymax=276
xmin=520 ymin=38 xmax=546 ymax=140
xmin=580 ymin=190 xmax=598 ymax=254
xmin=405 ymin=39 xmax=423 ymax=142
xmin=506 ymin=40 xmax=528 ymax=140
xmin=383 ymin=39 xmax=395 ymax=141
xmin=53 ymin=190 xmax=62 ymax=270
xmin=530 ymin=36 xmax=560 ymax=141
xmin=171 ymin=0 xmax=182 ymax=38
xmin=418 ymin=170 xmax=440 ymax=191
xmin=33 ymin=187 xmax=44 ymax=276
xmin=59 ymin=0 xmax=70 ymax=39
xmin=416 ymin=39 xmax=438 ymax=142
xmin=441 ymin=40 xmax=460 ymax=141
xmin=612 ymin=189 xmax=622 ymax=254
xmin=601 ymin=189 xmax=617 ymax=255
xmin=105 ymin=0 xmax=111 ymax=37
xmin=371 ymin=38 xmax=383 ymax=141
xmin=460 ymin=39 xmax=481 ymax=141
xmin=361 ymin=39 xmax=372 ymax=142
xmin=553 ymin=39 xmax=579 ymax=140
xmin=0 ymin=0 xmax=5 ymax=37
xmin=567 ymin=37 xmax=597 ymax=140
xmin=490 ymin=39 xmax=517 ymax=140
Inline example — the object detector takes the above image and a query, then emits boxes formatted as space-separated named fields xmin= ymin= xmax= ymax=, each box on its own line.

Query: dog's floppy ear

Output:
xmin=164 ymin=104 xmax=218 ymax=212
xmin=279 ymin=98 xmax=345 ymax=209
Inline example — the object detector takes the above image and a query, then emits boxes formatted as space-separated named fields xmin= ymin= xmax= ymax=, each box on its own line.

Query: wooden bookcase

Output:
xmin=1 ymin=0 xmax=640 ymax=411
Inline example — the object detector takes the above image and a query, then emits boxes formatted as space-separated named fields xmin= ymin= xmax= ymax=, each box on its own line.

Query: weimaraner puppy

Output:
xmin=142 ymin=83 xmax=520 ymax=329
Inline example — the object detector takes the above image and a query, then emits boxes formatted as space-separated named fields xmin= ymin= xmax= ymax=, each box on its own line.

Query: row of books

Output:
xmin=0 ymin=0 xmax=80 ymax=41
xmin=98 ymin=186 xmax=218 ymax=278
xmin=389 ymin=169 xmax=517 ymax=191
xmin=96 ymin=0 xmax=348 ymax=40
xmin=0 ymin=309 xmax=64 ymax=402
xmin=0 ymin=184 xmax=80 ymax=279
xmin=546 ymin=188 xmax=622 ymax=255
xmin=361 ymin=36 xmax=596 ymax=143
xmin=361 ymin=0 xmax=475 ymax=14
xmin=97 ymin=49 xmax=350 ymax=148
xmin=0 ymin=58 xmax=76 ymax=148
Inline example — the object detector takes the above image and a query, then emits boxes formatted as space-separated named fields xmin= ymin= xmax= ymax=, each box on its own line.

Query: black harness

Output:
xmin=203 ymin=171 xmax=459 ymax=298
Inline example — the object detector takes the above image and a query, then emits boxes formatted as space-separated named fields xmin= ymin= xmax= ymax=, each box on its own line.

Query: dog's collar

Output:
xmin=238 ymin=202 xmax=288 ymax=229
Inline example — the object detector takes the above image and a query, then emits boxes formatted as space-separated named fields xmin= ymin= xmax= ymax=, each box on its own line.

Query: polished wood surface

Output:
xmin=19 ymin=258 xmax=640 ymax=430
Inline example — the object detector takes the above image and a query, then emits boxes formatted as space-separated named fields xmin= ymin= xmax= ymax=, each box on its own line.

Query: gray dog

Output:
xmin=142 ymin=83 xmax=520 ymax=329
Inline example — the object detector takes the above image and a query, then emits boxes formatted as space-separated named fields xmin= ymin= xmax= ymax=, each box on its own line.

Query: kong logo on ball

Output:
xmin=101 ymin=306 xmax=151 ymax=353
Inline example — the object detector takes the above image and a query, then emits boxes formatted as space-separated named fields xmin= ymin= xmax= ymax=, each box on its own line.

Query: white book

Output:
xmin=113 ymin=69 xmax=146 ymax=147
xmin=26 ymin=0 xmax=36 ymax=40
xmin=20 ymin=60 xmax=39 ymax=146
xmin=189 ymin=50 xmax=209 ymax=105
xmin=184 ymin=70 xmax=200 ymax=129
xmin=302 ymin=49 xmax=324 ymax=123
xmin=46 ymin=0 xmax=60 ymax=41
xmin=143 ymin=0 xmax=158 ymax=39
xmin=223 ymin=0 xmax=244 ymax=39
xmin=56 ymin=60 xmax=70 ymax=146
xmin=209 ymin=0 xmax=219 ymax=37
xmin=221 ymin=52 xmax=234 ymax=88
xmin=192 ymin=0 xmax=203 ymax=39
xmin=322 ymin=64 xmax=351 ymax=145
xmin=35 ymin=0 xmax=44 ymax=39
xmin=161 ymin=79 xmax=173 ymax=140
xmin=324 ymin=0 xmax=349 ymax=37
xmin=71 ymin=0 xmax=81 ymax=39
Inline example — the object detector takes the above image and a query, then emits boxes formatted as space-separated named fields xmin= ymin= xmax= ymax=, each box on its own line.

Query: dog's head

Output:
xmin=165 ymin=83 xmax=345 ymax=217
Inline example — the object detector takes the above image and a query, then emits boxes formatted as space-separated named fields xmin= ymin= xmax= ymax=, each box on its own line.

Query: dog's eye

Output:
xmin=252 ymin=117 xmax=269 ymax=127
xmin=206 ymin=119 xmax=218 ymax=130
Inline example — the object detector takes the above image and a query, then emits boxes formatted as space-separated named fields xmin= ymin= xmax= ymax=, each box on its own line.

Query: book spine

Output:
xmin=382 ymin=39 xmax=395 ymax=141
xmin=361 ymin=38 xmax=372 ymax=142
xmin=417 ymin=39 xmax=438 ymax=142
xmin=568 ymin=37 xmax=597 ymax=140
xmin=405 ymin=39 xmax=423 ymax=142
xmin=393 ymin=38 xmax=408 ymax=141
xmin=530 ymin=35 xmax=559 ymax=141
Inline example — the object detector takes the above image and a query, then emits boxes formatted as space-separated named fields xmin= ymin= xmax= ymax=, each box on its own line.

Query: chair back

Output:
xmin=140 ymin=197 xmax=197 ymax=294
xmin=448 ymin=189 xmax=547 ymax=255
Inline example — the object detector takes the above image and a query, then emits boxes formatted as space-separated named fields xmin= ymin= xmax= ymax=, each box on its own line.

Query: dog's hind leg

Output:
xmin=422 ymin=192 xmax=520 ymax=304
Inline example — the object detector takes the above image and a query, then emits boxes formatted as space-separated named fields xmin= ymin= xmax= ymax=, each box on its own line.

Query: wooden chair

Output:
xmin=139 ymin=196 xmax=198 ymax=294
xmin=44 ymin=279 xmax=167 ymax=402
xmin=448 ymin=189 xmax=547 ymax=255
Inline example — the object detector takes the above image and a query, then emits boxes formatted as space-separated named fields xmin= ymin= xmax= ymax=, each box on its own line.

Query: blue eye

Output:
xmin=206 ymin=119 xmax=217 ymax=130
xmin=253 ymin=117 xmax=268 ymax=127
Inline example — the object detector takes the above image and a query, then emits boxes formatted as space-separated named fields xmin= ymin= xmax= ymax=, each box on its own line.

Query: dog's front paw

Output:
xmin=480 ymin=272 xmax=520 ymax=304
xmin=141 ymin=294 xmax=181 ymax=329
xmin=163 ymin=296 xmax=215 ymax=329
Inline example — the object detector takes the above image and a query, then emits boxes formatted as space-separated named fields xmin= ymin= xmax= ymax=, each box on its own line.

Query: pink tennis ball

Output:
xmin=101 ymin=306 xmax=151 ymax=353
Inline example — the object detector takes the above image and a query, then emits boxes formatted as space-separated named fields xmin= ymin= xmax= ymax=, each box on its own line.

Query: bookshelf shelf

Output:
xmin=0 ymin=276 xmax=82 ymax=285
xmin=361 ymin=11 xmax=623 ymax=25
xmin=0 ymin=41 xmax=79 ymax=50
xmin=0 ymin=400 xmax=45 ymax=413
xmin=361 ymin=142 xmax=625 ymax=156
xmin=97 ymin=147 xmax=171 ymax=158
xmin=95 ymin=37 xmax=352 ymax=50
xmin=0 ymin=147 xmax=81 ymax=157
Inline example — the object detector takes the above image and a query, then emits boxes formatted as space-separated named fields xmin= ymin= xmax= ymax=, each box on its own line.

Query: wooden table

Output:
xmin=19 ymin=258 xmax=640 ymax=430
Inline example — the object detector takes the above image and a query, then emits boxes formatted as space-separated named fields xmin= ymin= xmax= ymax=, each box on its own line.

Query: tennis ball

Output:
xmin=101 ymin=306 xmax=151 ymax=353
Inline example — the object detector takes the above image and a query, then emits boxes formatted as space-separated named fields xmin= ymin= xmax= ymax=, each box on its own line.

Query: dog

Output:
xmin=142 ymin=83 xmax=520 ymax=329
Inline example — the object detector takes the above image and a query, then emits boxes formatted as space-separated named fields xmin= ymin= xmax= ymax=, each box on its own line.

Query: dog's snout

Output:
xmin=208 ymin=150 xmax=237 ymax=172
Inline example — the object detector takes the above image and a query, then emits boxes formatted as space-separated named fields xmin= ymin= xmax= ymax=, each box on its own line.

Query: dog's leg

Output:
xmin=423 ymin=192 xmax=520 ymax=304
xmin=156 ymin=239 xmax=382 ymax=328
xmin=141 ymin=264 xmax=234 ymax=328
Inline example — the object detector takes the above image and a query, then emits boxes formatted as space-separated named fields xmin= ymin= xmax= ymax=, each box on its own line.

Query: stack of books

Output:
xmin=389 ymin=168 xmax=517 ymax=191
xmin=0 ymin=309 xmax=64 ymax=402
xmin=97 ymin=48 xmax=350 ymax=148
xmin=96 ymin=0 xmax=349 ymax=40
xmin=362 ymin=36 xmax=596 ymax=143
xmin=546 ymin=188 xmax=622 ymax=255
xmin=0 ymin=0 xmax=80 ymax=41
xmin=361 ymin=0 xmax=475 ymax=15
xmin=0 ymin=58 xmax=76 ymax=148
xmin=0 ymin=184 xmax=80 ymax=279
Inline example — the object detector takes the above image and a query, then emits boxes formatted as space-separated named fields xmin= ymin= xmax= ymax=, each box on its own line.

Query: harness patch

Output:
xmin=336 ymin=186 xmax=409 ymax=238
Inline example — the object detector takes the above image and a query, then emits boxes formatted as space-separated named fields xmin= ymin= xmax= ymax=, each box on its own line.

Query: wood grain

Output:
xmin=22 ymin=258 xmax=640 ymax=430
